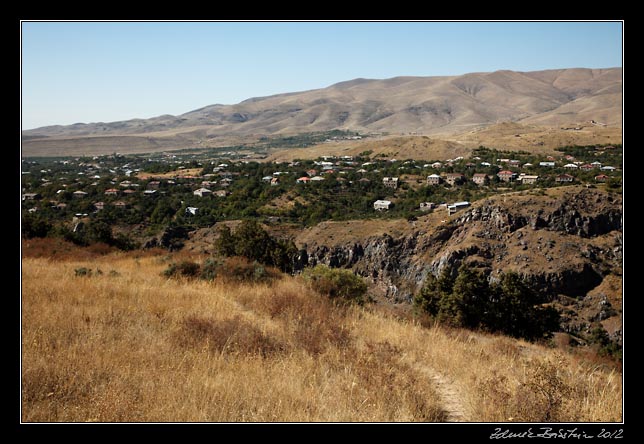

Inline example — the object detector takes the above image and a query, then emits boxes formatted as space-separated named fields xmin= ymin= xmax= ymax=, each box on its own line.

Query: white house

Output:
xmin=193 ymin=188 xmax=212 ymax=197
xmin=519 ymin=174 xmax=539 ymax=184
xmin=373 ymin=200 xmax=392 ymax=211
xmin=563 ymin=163 xmax=579 ymax=169
xmin=539 ymin=161 xmax=555 ymax=167
xmin=426 ymin=174 xmax=441 ymax=185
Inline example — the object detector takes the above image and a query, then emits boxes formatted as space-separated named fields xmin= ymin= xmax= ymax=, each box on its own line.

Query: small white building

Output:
xmin=426 ymin=174 xmax=441 ymax=185
xmin=539 ymin=161 xmax=555 ymax=167
xmin=447 ymin=201 xmax=470 ymax=216
xmin=383 ymin=177 xmax=399 ymax=189
xmin=419 ymin=202 xmax=435 ymax=211
xmin=563 ymin=163 xmax=579 ymax=169
xmin=374 ymin=200 xmax=392 ymax=211
xmin=193 ymin=188 xmax=212 ymax=197
xmin=519 ymin=174 xmax=539 ymax=184
xmin=185 ymin=207 xmax=198 ymax=216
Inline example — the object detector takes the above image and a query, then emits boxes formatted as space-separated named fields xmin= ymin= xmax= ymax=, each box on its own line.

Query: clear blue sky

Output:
xmin=21 ymin=21 xmax=623 ymax=130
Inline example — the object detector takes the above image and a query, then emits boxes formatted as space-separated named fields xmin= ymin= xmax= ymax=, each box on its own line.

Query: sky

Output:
xmin=21 ymin=21 xmax=623 ymax=130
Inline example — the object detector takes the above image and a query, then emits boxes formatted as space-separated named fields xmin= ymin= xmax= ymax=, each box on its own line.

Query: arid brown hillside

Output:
xmin=22 ymin=247 xmax=621 ymax=422
xmin=22 ymin=68 xmax=621 ymax=157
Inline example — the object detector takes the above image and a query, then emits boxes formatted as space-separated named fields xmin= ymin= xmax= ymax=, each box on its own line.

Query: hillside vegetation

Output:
xmin=22 ymin=246 xmax=621 ymax=422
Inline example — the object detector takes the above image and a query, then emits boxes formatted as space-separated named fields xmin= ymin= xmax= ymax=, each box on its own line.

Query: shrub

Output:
xmin=74 ymin=267 xmax=92 ymax=277
xmin=301 ymin=265 xmax=367 ymax=305
xmin=218 ymin=257 xmax=280 ymax=284
xmin=514 ymin=357 xmax=573 ymax=422
xmin=199 ymin=258 xmax=221 ymax=281
xmin=163 ymin=260 xmax=201 ymax=279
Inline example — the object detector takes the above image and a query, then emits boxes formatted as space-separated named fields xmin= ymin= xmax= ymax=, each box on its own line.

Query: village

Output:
xmin=21 ymin=143 xmax=622 ymax=243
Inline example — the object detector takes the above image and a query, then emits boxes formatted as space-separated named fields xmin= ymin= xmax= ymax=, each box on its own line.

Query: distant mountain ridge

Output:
xmin=22 ymin=67 xmax=621 ymax=155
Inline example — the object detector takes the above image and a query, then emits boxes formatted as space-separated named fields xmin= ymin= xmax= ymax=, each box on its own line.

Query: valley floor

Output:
xmin=21 ymin=248 xmax=622 ymax=423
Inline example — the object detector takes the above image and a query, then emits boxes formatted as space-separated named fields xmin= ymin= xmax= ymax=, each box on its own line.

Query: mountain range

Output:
xmin=22 ymin=67 xmax=622 ymax=156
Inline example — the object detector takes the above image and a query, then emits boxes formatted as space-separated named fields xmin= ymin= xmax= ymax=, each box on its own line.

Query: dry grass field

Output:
xmin=21 ymin=245 xmax=622 ymax=422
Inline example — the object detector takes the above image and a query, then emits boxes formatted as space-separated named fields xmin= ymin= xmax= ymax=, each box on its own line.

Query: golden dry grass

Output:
xmin=21 ymin=251 xmax=622 ymax=422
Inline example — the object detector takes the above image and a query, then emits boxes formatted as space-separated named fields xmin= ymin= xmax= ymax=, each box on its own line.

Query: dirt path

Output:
xmin=412 ymin=363 xmax=470 ymax=422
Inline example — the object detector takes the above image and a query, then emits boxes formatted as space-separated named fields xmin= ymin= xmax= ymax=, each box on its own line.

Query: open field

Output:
xmin=267 ymin=123 xmax=622 ymax=162
xmin=21 ymin=245 xmax=622 ymax=422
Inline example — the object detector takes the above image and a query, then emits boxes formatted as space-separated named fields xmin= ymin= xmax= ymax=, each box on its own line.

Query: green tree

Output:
xmin=233 ymin=220 xmax=274 ymax=264
xmin=488 ymin=272 xmax=560 ymax=340
xmin=214 ymin=220 xmax=297 ymax=273
xmin=444 ymin=264 xmax=490 ymax=328
xmin=215 ymin=225 xmax=236 ymax=257
xmin=22 ymin=213 xmax=52 ymax=239
xmin=85 ymin=219 xmax=114 ymax=244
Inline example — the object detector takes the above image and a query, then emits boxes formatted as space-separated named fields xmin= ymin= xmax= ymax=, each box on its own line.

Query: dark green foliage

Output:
xmin=215 ymin=226 xmax=236 ymax=257
xmin=85 ymin=220 xmax=114 ymax=244
xmin=487 ymin=272 xmax=561 ymax=340
xmin=301 ymin=265 xmax=367 ymax=305
xmin=22 ymin=213 xmax=52 ymax=239
xmin=414 ymin=264 xmax=560 ymax=341
xmin=413 ymin=269 xmax=453 ymax=317
xmin=215 ymin=221 xmax=297 ymax=273
xmin=588 ymin=326 xmax=622 ymax=360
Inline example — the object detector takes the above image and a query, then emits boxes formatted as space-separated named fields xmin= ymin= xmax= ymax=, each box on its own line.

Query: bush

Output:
xmin=162 ymin=257 xmax=280 ymax=284
xmin=301 ymin=265 xmax=367 ymax=305
xmin=74 ymin=267 xmax=92 ymax=277
xmin=163 ymin=260 xmax=201 ymax=279
xmin=218 ymin=257 xmax=280 ymax=284
xmin=199 ymin=258 xmax=221 ymax=281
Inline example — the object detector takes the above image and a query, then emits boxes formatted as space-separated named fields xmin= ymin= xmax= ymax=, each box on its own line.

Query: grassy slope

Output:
xmin=21 ymin=248 xmax=621 ymax=422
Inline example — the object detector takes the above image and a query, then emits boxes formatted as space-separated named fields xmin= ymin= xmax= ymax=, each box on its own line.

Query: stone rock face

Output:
xmin=298 ymin=189 xmax=622 ymax=308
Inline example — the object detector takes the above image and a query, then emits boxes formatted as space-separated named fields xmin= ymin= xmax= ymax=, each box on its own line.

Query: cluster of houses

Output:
xmin=22 ymin=147 xmax=620 ymax=222
xmin=22 ymin=158 xmax=239 ymax=215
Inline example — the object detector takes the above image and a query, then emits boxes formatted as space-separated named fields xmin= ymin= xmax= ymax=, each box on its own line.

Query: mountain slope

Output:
xmin=22 ymin=68 xmax=622 ymax=156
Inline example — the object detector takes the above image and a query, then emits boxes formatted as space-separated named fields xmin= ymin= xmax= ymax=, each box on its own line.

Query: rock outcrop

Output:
xmin=297 ymin=188 xmax=622 ymax=308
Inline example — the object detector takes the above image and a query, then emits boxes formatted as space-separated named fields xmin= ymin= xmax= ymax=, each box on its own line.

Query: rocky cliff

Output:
xmin=295 ymin=186 xmax=622 ymax=342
